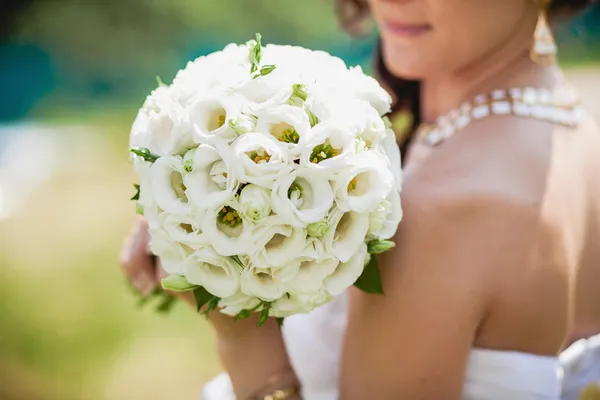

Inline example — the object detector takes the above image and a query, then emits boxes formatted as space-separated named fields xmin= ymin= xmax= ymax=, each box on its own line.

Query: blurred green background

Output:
xmin=0 ymin=1 xmax=599 ymax=399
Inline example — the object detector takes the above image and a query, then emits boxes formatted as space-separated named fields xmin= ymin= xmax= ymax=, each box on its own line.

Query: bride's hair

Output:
xmin=335 ymin=0 xmax=593 ymax=160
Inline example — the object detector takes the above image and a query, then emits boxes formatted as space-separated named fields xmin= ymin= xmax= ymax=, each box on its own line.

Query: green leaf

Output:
xmin=131 ymin=184 xmax=140 ymax=201
xmin=249 ymin=32 xmax=263 ymax=73
xmin=354 ymin=256 xmax=384 ymax=294
xmin=367 ymin=239 xmax=396 ymax=255
xmin=193 ymin=286 xmax=213 ymax=312
xmin=230 ymin=255 xmax=245 ymax=268
xmin=155 ymin=293 xmax=177 ymax=314
xmin=135 ymin=286 xmax=161 ymax=308
xmin=130 ymin=147 xmax=160 ymax=163
xmin=161 ymin=275 xmax=198 ymax=292
xmin=135 ymin=203 xmax=144 ymax=215
xmin=234 ymin=301 xmax=262 ymax=320
xmin=292 ymin=84 xmax=307 ymax=101
xmin=276 ymin=317 xmax=285 ymax=328
xmin=203 ymin=296 xmax=221 ymax=316
xmin=252 ymin=64 xmax=276 ymax=79
xmin=304 ymin=106 xmax=319 ymax=127
xmin=256 ymin=302 xmax=272 ymax=327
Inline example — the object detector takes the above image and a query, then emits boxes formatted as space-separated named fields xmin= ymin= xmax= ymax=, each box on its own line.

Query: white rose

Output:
xmin=238 ymin=184 xmax=272 ymax=223
xmin=250 ymin=215 xmax=306 ymax=268
xmin=130 ymin=85 xmax=195 ymax=156
xmin=218 ymin=292 xmax=261 ymax=317
xmin=148 ymin=227 xmax=187 ymax=275
xmin=347 ymin=66 xmax=392 ymax=116
xmin=240 ymin=266 xmax=286 ymax=302
xmin=271 ymin=167 xmax=334 ymax=227
xmin=325 ymin=243 xmax=369 ymax=296
xmin=282 ymin=257 xmax=339 ymax=294
xmin=150 ymin=155 xmax=192 ymax=215
xmin=184 ymin=247 xmax=240 ymax=298
xmin=373 ymin=129 xmax=403 ymax=193
xmin=300 ymin=120 xmax=359 ymax=177
xmin=324 ymin=207 xmax=370 ymax=263
xmin=202 ymin=201 xmax=252 ymax=256
xmin=188 ymin=93 xmax=243 ymax=145
xmin=231 ymin=132 xmax=292 ymax=188
xmin=368 ymin=190 xmax=403 ymax=240
xmin=333 ymin=151 xmax=395 ymax=213
xmin=160 ymin=212 xmax=206 ymax=249
xmin=255 ymin=104 xmax=311 ymax=157
xmin=183 ymin=145 xmax=238 ymax=211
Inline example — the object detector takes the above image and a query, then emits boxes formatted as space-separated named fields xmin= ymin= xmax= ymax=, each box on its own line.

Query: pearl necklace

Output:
xmin=416 ymin=87 xmax=584 ymax=146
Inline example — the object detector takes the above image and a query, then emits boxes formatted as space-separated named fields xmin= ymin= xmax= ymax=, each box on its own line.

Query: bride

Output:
xmin=119 ymin=0 xmax=600 ymax=398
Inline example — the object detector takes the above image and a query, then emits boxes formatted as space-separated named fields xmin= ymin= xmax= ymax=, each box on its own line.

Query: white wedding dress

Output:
xmin=201 ymin=292 xmax=600 ymax=400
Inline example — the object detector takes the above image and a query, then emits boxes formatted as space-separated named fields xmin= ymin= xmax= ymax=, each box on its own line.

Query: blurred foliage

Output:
xmin=1 ymin=0 xmax=599 ymax=122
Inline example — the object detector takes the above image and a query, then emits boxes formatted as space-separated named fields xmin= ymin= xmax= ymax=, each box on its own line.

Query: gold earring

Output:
xmin=530 ymin=0 xmax=557 ymax=65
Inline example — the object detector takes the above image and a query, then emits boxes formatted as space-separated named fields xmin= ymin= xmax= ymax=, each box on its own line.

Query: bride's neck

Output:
xmin=420 ymin=24 xmax=562 ymax=123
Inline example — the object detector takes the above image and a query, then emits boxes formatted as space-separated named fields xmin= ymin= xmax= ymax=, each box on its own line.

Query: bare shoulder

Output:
xmin=394 ymin=115 xmax=573 ymax=298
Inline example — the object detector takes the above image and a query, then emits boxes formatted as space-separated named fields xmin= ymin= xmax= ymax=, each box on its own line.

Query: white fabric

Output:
xmin=201 ymin=292 xmax=600 ymax=399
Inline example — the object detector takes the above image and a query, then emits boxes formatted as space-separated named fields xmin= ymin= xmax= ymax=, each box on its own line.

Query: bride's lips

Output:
xmin=383 ymin=21 xmax=432 ymax=38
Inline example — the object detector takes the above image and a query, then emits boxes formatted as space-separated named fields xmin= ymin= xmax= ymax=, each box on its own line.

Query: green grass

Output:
xmin=0 ymin=134 xmax=221 ymax=400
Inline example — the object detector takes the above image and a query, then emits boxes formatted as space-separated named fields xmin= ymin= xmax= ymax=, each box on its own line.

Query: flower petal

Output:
xmin=325 ymin=207 xmax=370 ymax=263
xmin=184 ymin=144 xmax=238 ymax=211
xmin=184 ymin=247 xmax=240 ymax=298
xmin=150 ymin=155 xmax=192 ymax=215
xmin=325 ymin=243 xmax=369 ymax=296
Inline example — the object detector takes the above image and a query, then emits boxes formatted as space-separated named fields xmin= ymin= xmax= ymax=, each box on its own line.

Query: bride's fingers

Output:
xmin=119 ymin=219 xmax=157 ymax=295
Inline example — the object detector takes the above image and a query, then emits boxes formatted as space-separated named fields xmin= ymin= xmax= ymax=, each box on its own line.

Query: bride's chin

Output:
xmin=381 ymin=49 xmax=432 ymax=80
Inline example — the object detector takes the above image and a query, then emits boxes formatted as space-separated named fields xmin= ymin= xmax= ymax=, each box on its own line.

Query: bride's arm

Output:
xmin=338 ymin=183 xmax=548 ymax=399
xmin=208 ymin=189 xmax=543 ymax=399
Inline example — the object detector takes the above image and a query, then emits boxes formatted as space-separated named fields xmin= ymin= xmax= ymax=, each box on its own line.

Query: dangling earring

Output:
xmin=530 ymin=0 xmax=557 ymax=65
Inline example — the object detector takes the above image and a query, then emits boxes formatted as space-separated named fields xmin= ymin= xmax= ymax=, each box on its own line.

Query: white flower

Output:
xmin=130 ymin=85 xmax=195 ymax=156
xmin=347 ymin=66 xmax=392 ymax=116
xmin=324 ymin=207 xmax=370 ymax=263
xmin=188 ymin=93 xmax=243 ymax=145
xmin=325 ymin=243 xmax=369 ymax=296
xmin=148 ymin=227 xmax=188 ymax=275
xmin=231 ymin=132 xmax=292 ymax=188
xmin=202 ymin=201 xmax=252 ymax=256
xmin=228 ymin=114 xmax=256 ymax=135
xmin=255 ymin=104 xmax=311 ymax=157
xmin=150 ymin=155 xmax=192 ymax=215
xmin=300 ymin=120 xmax=359 ymax=177
xmin=270 ymin=288 xmax=333 ymax=317
xmin=184 ymin=247 xmax=240 ymax=298
xmin=250 ymin=215 xmax=306 ymax=268
xmin=160 ymin=212 xmax=206 ymax=248
xmin=183 ymin=144 xmax=238 ymax=211
xmin=282 ymin=257 xmax=339 ymax=294
xmin=333 ymin=151 xmax=395 ymax=213
xmin=238 ymin=184 xmax=272 ymax=223
xmin=368 ymin=190 xmax=403 ymax=240
xmin=240 ymin=266 xmax=286 ymax=302
xmin=218 ymin=292 xmax=261 ymax=317
xmin=271 ymin=167 xmax=334 ymax=227
xmin=269 ymin=294 xmax=313 ymax=318
xmin=373 ymin=129 xmax=403 ymax=192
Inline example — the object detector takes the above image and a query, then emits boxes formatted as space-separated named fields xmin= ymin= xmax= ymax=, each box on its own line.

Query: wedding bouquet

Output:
xmin=129 ymin=34 xmax=403 ymax=325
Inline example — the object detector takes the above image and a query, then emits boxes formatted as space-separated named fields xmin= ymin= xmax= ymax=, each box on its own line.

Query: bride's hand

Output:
xmin=119 ymin=218 xmax=194 ymax=306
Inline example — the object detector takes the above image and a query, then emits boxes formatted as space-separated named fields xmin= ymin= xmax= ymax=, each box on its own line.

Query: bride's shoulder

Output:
xmin=399 ymin=116 xmax=568 ymax=267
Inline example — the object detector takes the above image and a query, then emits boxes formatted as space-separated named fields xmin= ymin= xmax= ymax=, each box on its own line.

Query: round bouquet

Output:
xmin=129 ymin=34 xmax=403 ymax=325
